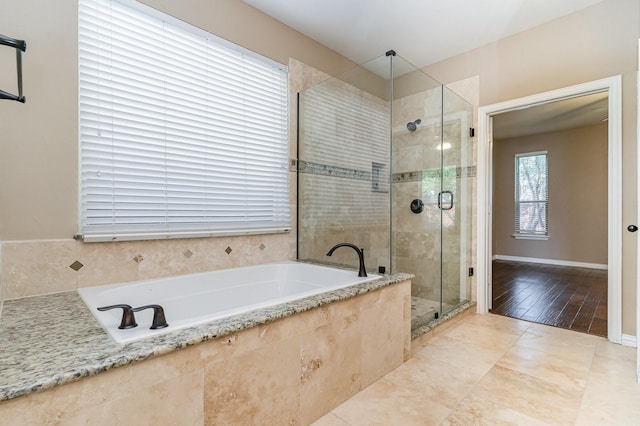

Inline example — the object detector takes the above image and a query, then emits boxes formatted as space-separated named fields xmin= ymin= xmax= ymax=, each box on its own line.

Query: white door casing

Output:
xmin=477 ymin=76 xmax=623 ymax=344
xmin=636 ymin=39 xmax=640 ymax=383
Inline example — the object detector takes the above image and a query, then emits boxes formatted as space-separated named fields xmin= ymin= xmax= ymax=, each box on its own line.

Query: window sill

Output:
xmin=512 ymin=234 xmax=549 ymax=241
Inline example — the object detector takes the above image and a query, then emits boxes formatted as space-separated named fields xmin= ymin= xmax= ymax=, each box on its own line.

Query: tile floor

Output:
xmin=312 ymin=313 xmax=640 ymax=425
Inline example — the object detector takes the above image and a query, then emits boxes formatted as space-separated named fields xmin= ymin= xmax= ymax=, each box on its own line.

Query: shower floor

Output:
xmin=410 ymin=296 xmax=455 ymax=330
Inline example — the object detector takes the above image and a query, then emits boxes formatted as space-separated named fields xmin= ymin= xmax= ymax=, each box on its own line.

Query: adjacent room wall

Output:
xmin=423 ymin=0 xmax=639 ymax=335
xmin=492 ymin=124 xmax=608 ymax=265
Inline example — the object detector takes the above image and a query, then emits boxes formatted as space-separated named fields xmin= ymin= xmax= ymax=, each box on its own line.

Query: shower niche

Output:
xmin=296 ymin=52 xmax=474 ymax=334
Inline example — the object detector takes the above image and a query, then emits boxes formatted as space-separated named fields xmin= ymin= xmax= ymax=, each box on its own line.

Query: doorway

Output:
xmin=476 ymin=76 xmax=622 ymax=343
xmin=489 ymin=93 xmax=608 ymax=336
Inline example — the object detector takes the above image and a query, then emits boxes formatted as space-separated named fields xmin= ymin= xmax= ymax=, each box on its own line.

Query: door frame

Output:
xmin=476 ymin=76 xmax=623 ymax=343
xmin=636 ymin=39 xmax=640 ymax=383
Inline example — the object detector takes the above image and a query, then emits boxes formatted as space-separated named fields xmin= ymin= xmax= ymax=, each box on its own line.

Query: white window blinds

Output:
xmin=515 ymin=152 xmax=548 ymax=236
xmin=78 ymin=0 xmax=290 ymax=242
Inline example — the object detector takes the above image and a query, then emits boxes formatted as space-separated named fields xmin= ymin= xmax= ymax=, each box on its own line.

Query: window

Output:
xmin=514 ymin=152 xmax=548 ymax=239
xmin=78 ymin=0 xmax=290 ymax=242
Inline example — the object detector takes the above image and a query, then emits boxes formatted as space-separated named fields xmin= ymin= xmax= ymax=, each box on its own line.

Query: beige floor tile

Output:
xmin=443 ymin=393 xmax=550 ymax=426
xmin=382 ymin=354 xmax=485 ymax=410
xmin=594 ymin=337 xmax=636 ymax=363
xmin=310 ymin=412 xmax=350 ymax=426
xmin=415 ymin=334 xmax=504 ymax=377
xmin=497 ymin=343 xmax=592 ymax=392
xmin=441 ymin=318 xmax=524 ymax=353
xmin=463 ymin=364 xmax=583 ymax=424
xmin=515 ymin=323 xmax=599 ymax=360
xmin=331 ymin=377 xmax=451 ymax=426
xmin=576 ymin=353 xmax=640 ymax=425
xmin=463 ymin=313 xmax=533 ymax=334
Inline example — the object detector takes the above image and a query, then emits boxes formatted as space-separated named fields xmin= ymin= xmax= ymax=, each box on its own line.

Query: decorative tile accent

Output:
xmin=294 ymin=159 xmax=476 ymax=183
xmin=132 ymin=254 xmax=144 ymax=264
xmin=69 ymin=261 xmax=84 ymax=272
xmin=393 ymin=166 xmax=476 ymax=183
xmin=259 ymin=243 xmax=266 ymax=251
xmin=225 ymin=246 xmax=232 ymax=255
xmin=183 ymin=249 xmax=193 ymax=259
xmin=297 ymin=160 xmax=371 ymax=182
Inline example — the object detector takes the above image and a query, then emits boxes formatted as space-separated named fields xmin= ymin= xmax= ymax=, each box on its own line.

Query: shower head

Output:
xmin=406 ymin=119 xmax=421 ymax=132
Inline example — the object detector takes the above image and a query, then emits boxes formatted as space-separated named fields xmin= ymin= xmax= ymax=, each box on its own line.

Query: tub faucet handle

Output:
xmin=97 ymin=304 xmax=138 ymax=329
xmin=133 ymin=304 xmax=169 ymax=330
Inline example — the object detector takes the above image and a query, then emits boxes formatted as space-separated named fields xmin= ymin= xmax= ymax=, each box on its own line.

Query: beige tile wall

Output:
xmin=0 ymin=280 xmax=411 ymax=425
xmin=0 ymin=233 xmax=294 ymax=299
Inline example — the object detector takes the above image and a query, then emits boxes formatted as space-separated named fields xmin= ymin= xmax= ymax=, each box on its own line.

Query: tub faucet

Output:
xmin=97 ymin=304 xmax=138 ymax=329
xmin=326 ymin=243 xmax=367 ymax=277
xmin=133 ymin=304 xmax=169 ymax=329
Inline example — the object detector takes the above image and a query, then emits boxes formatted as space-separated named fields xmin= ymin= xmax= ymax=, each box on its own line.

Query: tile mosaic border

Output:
xmin=293 ymin=159 xmax=372 ymax=182
xmin=293 ymin=160 xmax=476 ymax=184
xmin=393 ymin=166 xmax=476 ymax=183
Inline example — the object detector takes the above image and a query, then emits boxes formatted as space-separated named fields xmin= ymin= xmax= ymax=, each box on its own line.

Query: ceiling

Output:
xmin=493 ymin=92 xmax=609 ymax=139
xmin=242 ymin=0 xmax=609 ymax=139
xmin=242 ymin=0 xmax=606 ymax=68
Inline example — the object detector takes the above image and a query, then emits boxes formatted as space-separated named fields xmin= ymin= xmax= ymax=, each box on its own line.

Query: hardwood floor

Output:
xmin=491 ymin=260 xmax=608 ymax=337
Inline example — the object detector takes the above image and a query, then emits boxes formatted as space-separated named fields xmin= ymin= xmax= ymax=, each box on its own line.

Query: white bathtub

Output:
xmin=79 ymin=261 xmax=380 ymax=344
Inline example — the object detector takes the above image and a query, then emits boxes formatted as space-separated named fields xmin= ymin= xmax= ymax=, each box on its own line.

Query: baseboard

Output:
xmin=621 ymin=334 xmax=637 ymax=348
xmin=492 ymin=255 xmax=608 ymax=270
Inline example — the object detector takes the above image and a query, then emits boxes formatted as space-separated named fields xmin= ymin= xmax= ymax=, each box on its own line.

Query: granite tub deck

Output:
xmin=0 ymin=272 xmax=412 ymax=425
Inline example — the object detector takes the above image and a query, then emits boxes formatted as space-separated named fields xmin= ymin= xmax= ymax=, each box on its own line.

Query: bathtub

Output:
xmin=78 ymin=261 xmax=380 ymax=344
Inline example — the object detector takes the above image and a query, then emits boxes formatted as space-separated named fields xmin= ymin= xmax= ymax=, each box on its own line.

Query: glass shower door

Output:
xmin=439 ymin=86 xmax=473 ymax=315
xmin=390 ymin=57 xmax=445 ymax=330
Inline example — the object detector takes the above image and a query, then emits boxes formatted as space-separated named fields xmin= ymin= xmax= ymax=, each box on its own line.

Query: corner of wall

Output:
xmin=0 ymin=241 xmax=3 ymax=319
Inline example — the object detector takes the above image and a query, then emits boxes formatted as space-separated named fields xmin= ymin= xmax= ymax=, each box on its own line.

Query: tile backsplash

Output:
xmin=1 ymin=233 xmax=294 ymax=299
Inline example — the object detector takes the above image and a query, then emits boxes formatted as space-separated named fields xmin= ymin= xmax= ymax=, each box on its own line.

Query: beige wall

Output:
xmin=493 ymin=124 xmax=608 ymax=264
xmin=0 ymin=1 xmax=356 ymax=298
xmin=424 ymin=0 xmax=639 ymax=335
xmin=0 ymin=0 xmax=353 ymax=241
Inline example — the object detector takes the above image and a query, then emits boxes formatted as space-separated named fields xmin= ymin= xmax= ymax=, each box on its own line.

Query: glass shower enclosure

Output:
xmin=297 ymin=52 xmax=473 ymax=333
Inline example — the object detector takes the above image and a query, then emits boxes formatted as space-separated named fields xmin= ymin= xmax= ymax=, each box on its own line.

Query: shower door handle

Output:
xmin=438 ymin=191 xmax=454 ymax=210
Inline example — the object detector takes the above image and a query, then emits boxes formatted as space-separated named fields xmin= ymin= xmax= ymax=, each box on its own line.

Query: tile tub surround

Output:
xmin=0 ymin=273 xmax=411 ymax=425
xmin=0 ymin=234 xmax=293 ymax=300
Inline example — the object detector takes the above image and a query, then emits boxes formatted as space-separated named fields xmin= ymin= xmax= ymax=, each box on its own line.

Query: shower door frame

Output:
xmin=476 ymin=76 xmax=623 ymax=344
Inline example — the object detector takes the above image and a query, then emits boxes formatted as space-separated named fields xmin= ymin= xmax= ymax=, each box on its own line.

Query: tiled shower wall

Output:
xmin=0 ymin=58 xmax=326 ymax=300
xmin=297 ymin=72 xmax=391 ymax=272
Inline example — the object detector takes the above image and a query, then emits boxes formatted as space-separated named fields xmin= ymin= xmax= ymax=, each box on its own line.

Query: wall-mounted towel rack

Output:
xmin=0 ymin=33 xmax=26 ymax=103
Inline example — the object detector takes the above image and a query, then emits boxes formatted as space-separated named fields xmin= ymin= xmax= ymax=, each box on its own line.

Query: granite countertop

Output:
xmin=0 ymin=271 xmax=412 ymax=402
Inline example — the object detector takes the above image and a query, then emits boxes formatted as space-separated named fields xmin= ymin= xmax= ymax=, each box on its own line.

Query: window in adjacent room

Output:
xmin=78 ymin=0 xmax=290 ymax=242
xmin=514 ymin=151 xmax=548 ymax=239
